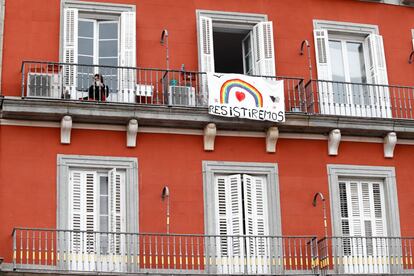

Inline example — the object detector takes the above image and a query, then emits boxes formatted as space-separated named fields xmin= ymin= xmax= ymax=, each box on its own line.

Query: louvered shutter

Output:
xmin=365 ymin=34 xmax=388 ymax=85
xmin=252 ymin=22 xmax=276 ymax=77
xmin=243 ymin=175 xmax=269 ymax=274
xmin=119 ymin=12 xmax=136 ymax=102
xmin=69 ymin=171 xmax=83 ymax=253
xmin=63 ymin=8 xmax=78 ymax=98
xmin=214 ymin=174 xmax=243 ymax=274
xmin=108 ymin=169 xmax=126 ymax=257
xmin=313 ymin=29 xmax=332 ymax=81
xmin=199 ymin=16 xmax=215 ymax=73
xmin=69 ymin=171 xmax=97 ymax=253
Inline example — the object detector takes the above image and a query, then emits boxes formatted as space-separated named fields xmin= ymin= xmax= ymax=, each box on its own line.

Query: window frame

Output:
xmin=202 ymin=161 xmax=281 ymax=237
xmin=57 ymin=154 xmax=138 ymax=234
xmin=60 ymin=0 xmax=135 ymax=63
xmin=327 ymin=164 xmax=400 ymax=238
xmin=196 ymin=10 xmax=270 ymax=75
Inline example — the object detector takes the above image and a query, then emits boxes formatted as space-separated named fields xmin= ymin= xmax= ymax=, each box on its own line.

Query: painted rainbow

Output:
xmin=220 ymin=79 xmax=264 ymax=107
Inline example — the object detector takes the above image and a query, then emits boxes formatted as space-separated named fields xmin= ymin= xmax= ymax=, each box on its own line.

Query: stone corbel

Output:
xmin=328 ymin=129 xmax=341 ymax=156
xmin=204 ymin=123 xmax=216 ymax=151
xmin=60 ymin=115 xmax=72 ymax=144
xmin=384 ymin=132 xmax=397 ymax=158
xmin=266 ymin=126 xmax=279 ymax=153
xmin=126 ymin=119 xmax=138 ymax=148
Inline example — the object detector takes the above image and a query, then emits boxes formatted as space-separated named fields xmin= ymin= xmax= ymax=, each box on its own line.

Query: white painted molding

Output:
xmin=266 ymin=126 xmax=279 ymax=153
xmin=126 ymin=119 xmax=138 ymax=148
xmin=328 ymin=129 xmax=341 ymax=156
xmin=384 ymin=132 xmax=397 ymax=158
xmin=203 ymin=123 xmax=217 ymax=151
xmin=60 ymin=115 xmax=72 ymax=144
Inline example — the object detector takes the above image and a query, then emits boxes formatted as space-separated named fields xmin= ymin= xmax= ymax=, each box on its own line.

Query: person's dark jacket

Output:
xmin=88 ymin=83 xmax=109 ymax=101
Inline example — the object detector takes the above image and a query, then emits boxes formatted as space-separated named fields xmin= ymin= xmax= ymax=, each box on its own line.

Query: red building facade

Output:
xmin=1 ymin=0 xmax=414 ymax=275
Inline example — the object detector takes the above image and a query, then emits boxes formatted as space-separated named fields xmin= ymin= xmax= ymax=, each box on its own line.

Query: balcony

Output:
xmin=10 ymin=228 xmax=414 ymax=275
xmin=318 ymin=236 xmax=414 ymax=275
xmin=11 ymin=228 xmax=318 ymax=275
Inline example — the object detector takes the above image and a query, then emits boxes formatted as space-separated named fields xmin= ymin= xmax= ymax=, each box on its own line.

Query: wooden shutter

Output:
xmin=108 ymin=169 xmax=126 ymax=255
xmin=63 ymin=8 xmax=78 ymax=97
xmin=69 ymin=171 xmax=97 ymax=253
xmin=252 ymin=21 xmax=276 ymax=76
xmin=119 ymin=11 xmax=136 ymax=98
xmin=365 ymin=34 xmax=388 ymax=85
xmin=214 ymin=175 xmax=243 ymax=258
xmin=243 ymin=174 xmax=269 ymax=274
xmin=198 ymin=16 xmax=215 ymax=73
xmin=313 ymin=29 xmax=332 ymax=81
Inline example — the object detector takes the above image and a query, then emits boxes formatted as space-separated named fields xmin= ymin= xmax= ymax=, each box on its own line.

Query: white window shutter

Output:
xmin=198 ymin=16 xmax=215 ymax=73
xmin=63 ymin=8 xmax=78 ymax=96
xmin=214 ymin=174 xmax=243 ymax=265
xmin=108 ymin=169 xmax=126 ymax=256
xmin=69 ymin=170 xmax=83 ymax=253
xmin=365 ymin=34 xmax=388 ymax=85
xmin=120 ymin=12 xmax=136 ymax=95
xmin=252 ymin=21 xmax=276 ymax=77
xmin=243 ymin=174 xmax=269 ymax=274
xmin=313 ymin=29 xmax=332 ymax=81
xmin=69 ymin=171 xmax=97 ymax=254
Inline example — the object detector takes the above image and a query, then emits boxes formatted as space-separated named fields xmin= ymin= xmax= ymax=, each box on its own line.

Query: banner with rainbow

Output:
xmin=207 ymin=73 xmax=285 ymax=122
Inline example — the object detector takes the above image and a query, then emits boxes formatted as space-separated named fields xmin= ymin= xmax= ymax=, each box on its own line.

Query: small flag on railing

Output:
xmin=207 ymin=73 xmax=285 ymax=122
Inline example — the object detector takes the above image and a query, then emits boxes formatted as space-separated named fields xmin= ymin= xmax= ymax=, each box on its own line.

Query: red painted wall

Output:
xmin=1 ymin=125 xmax=414 ymax=261
xmin=2 ymin=0 xmax=414 ymax=95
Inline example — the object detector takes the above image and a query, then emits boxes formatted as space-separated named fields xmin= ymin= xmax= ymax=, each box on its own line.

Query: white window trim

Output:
xmin=327 ymin=164 xmax=400 ymax=238
xmin=196 ymin=10 xmax=268 ymax=31
xmin=57 ymin=154 xmax=138 ymax=233
xmin=202 ymin=161 xmax=281 ymax=236
xmin=313 ymin=19 xmax=379 ymax=36
xmin=59 ymin=0 xmax=135 ymax=61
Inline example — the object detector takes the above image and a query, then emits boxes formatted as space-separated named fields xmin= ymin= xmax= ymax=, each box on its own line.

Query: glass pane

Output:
xmin=347 ymin=42 xmax=369 ymax=105
xmin=99 ymin=23 xmax=118 ymax=40
xmin=78 ymin=38 xmax=94 ymax=55
xmin=78 ymin=20 xmax=94 ymax=38
xmin=100 ymin=176 xmax=108 ymax=195
xmin=100 ymin=216 xmax=108 ymax=232
xmin=99 ymin=58 xmax=118 ymax=67
xmin=77 ymin=73 xmax=92 ymax=90
xmin=100 ymin=234 xmax=108 ymax=254
xmin=78 ymin=55 xmax=93 ymax=66
xmin=100 ymin=197 xmax=108 ymax=215
xmin=99 ymin=40 xmax=118 ymax=57
xmin=329 ymin=40 xmax=347 ymax=104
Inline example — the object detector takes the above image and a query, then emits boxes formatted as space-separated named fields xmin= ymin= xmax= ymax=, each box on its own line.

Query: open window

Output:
xmin=313 ymin=20 xmax=391 ymax=118
xmin=197 ymin=11 xmax=276 ymax=77
xmin=61 ymin=1 xmax=136 ymax=102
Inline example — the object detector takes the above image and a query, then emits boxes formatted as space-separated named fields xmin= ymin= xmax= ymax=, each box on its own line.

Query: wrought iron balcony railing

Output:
xmin=12 ymin=228 xmax=318 ymax=275
xmin=305 ymin=80 xmax=414 ymax=119
xmin=318 ymin=236 xmax=414 ymax=275
xmin=20 ymin=61 xmax=305 ymax=112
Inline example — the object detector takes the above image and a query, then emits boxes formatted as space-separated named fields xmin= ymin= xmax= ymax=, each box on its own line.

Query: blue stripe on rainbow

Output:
xmin=220 ymin=79 xmax=263 ymax=107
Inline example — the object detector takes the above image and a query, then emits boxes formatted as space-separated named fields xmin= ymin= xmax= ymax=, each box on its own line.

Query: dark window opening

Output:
xmin=213 ymin=31 xmax=247 ymax=74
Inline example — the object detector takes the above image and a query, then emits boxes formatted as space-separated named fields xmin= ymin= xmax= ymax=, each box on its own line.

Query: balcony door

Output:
xmin=214 ymin=174 xmax=270 ymax=274
xmin=69 ymin=169 xmax=126 ymax=272
xmin=339 ymin=180 xmax=389 ymax=274
xmin=77 ymin=19 xmax=119 ymax=96
xmin=314 ymin=28 xmax=391 ymax=118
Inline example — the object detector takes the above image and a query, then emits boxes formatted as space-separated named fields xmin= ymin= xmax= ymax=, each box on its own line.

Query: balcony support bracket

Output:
xmin=127 ymin=119 xmax=138 ymax=148
xmin=328 ymin=129 xmax=341 ymax=156
xmin=60 ymin=115 xmax=72 ymax=144
xmin=266 ymin=126 xmax=279 ymax=153
xmin=384 ymin=132 xmax=397 ymax=158
xmin=204 ymin=123 xmax=216 ymax=151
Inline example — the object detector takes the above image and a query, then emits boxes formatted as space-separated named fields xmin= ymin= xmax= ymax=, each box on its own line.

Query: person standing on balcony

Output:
xmin=88 ymin=74 xmax=109 ymax=101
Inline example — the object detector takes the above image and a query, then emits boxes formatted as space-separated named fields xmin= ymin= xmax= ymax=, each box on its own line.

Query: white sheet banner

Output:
xmin=207 ymin=73 xmax=285 ymax=122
